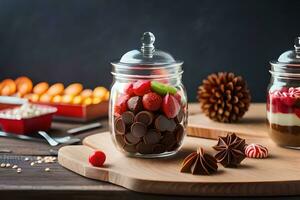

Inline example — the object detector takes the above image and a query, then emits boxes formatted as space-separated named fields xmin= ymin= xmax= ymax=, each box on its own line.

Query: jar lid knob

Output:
xmin=141 ymin=32 xmax=155 ymax=58
xmin=294 ymin=37 xmax=300 ymax=58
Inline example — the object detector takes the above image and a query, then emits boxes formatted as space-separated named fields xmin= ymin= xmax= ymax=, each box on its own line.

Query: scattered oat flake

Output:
xmin=45 ymin=168 xmax=50 ymax=172
xmin=12 ymin=165 xmax=18 ymax=169
xmin=5 ymin=163 xmax=11 ymax=167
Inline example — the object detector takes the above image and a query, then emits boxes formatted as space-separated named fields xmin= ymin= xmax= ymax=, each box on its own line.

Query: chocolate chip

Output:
xmin=127 ymin=96 xmax=143 ymax=113
xmin=174 ymin=124 xmax=184 ymax=142
xmin=152 ymin=144 xmax=165 ymax=154
xmin=123 ymin=144 xmax=138 ymax=153
xmin=175 ymin=108 xmax=184 ymax=124
xmin=121 ymin=111 xmax=135 ymax=125
xmin=155 ymin=115 xmax=176 ymax=132
xmin=136 ymin=142 xmax=153 ymax=154
xmin=115 ymin=117 xmax=126 ymax=135
xmin=135 ymin=111 xmax=154 ymax=126
xmin=161 ymin=133 xmax=177 ymax=151
xmin=143 ymin=129 xmax=161 ymax=145
xmin=167 ymin=119 xmax=177 ymax=132
xmin=115 ymin=135 xmax=125 ymax=148
xmin=131 ymin=122 xmax=147 ymax=138
xmin=125 ymin=132 xmax=141 ymax=145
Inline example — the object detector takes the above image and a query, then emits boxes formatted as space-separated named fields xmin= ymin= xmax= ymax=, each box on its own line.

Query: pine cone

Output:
xmin=197 ymin=72 xmax=251 ymax=123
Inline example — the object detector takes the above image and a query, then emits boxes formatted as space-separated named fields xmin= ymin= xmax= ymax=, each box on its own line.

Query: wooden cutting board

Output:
xmin=58 ymin=132 xmax=300 ymax=196
xmin=187 ymin=103 xmax=268 ymax=139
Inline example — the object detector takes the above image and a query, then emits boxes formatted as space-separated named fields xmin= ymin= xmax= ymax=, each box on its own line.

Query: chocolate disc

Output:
xmin=123 ymin=144 xmax=138 ymax=153
xmin=125 ymin=132 xmax=140 ymax=145
xmin=115 ymin=134 xmax=125 ymax=148
xmin=135 ymin=111 xmax=154 ymax=126
xmin=127 ymin=96 xmax=143 ymax=113
xmin=143 ymin=129 xmax=161 ymax=145
xmin=121 ymin=111 xmax=135 ymax=125
xmin=167 ymin=119 xmax=177 ymax=132
xmin=175 ymin=108 xmax=184 ymax=124
xmin=115 ymin=117 xmax=126 ymax=135
xmin=155 ymin=115 xmax=174 ymax=132
xmin=174 ymin=124 xmax=184 ymax=142
xmin=161 ymin=133 xmax=177 ymax=151
xmin=152 ymin=144 xmax=166 ymax=154
xmin=131 ymin=122 xmax=147 ymax=138
xmin=136 ymin=142 xmax=153 ymax=154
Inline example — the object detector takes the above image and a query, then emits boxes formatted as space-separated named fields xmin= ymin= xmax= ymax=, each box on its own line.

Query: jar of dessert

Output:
xmin=267 ymin=37 xmax=300 ymax=148
xmin=110 ymin=32 xmax=187 ymax=158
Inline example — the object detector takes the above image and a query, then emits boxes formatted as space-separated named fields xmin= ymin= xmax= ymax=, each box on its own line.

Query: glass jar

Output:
xmin=267 ymin=37 xmax=300 ymax=148
xmin=109 ymin=32 xmax=187 ymax=158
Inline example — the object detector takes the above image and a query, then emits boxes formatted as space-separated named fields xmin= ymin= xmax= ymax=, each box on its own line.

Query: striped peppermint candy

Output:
xmin=245 ymin=144 xmax=268 ymax=159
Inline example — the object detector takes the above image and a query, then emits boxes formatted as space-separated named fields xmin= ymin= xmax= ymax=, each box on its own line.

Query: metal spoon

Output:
xmin=37 ymin=131 xmax=59 ymax=146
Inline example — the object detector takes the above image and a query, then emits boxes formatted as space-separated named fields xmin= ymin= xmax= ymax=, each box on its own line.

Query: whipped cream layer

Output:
xmin=267 ymin=111 xmax=300 ymax=126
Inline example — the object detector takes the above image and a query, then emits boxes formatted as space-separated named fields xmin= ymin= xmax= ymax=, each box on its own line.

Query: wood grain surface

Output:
xmin=187 ymin=103 xmax=268 ymax=139
xmin=58 ymin=131 xmax=300 ymax=196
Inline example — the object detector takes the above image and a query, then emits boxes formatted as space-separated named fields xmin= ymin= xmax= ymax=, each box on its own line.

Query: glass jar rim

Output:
xmin=111 ymin=61 xmax=184 ymax=79
xmin=270 ymin=61 xmax=300 ymax=79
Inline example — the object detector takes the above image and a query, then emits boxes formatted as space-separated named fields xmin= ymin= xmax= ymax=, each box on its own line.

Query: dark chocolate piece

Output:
xmin=152 ymin=144 xmax=165 ymax=154
xmin=135 ymin=111 xmax=154 ymax=126
xmin=124 ymin=132 xmax=141 ymax=145
xmin=161 ymin=132 xmax=177 ymax=151
xmin=213 ymin=133 xmax=246 ymax=168
xmin=181 ymin=147 xmax=218 ymax=175
xmin=175 ymin=108 xmax=184 ymax=124
xmin=123 ymin=144 xmax=138 ymax=153
xmin=131 ymin=122 xmax=147 ymax=138
xmin=167 ymin=119 xmax=177 ymax=132
xmin=127 ymin=96 xmax=143 ymax=113
xmin=115 ymin=117 xmax=126 ymax=135
xmin=115 ymin=134 xmax=125 ymax=148
xmin=136 ymin=142 xmax=153 ymax=154
xmin=143 ymin=129 xmax=161 ymax=145
xmin=155 ymin=115 xmax=176 ymax=132
xmin=174 ymin=124 xmax=184 ymax=142
xmin=121 ymin=111 xmax=135 ymax=125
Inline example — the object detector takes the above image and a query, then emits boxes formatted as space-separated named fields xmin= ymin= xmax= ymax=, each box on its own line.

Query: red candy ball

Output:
xmin=142 ymin=92 xmax=162 ymax=111
xmin=89 ymin=150 xmax=106 ymax=167
xmin=133 ymin=80 xmax=151 ymax=96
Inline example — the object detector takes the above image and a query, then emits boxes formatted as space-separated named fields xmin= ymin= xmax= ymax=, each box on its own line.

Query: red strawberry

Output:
xmin=281 ymin=96 xmax=296 ymax=107
xmin=133 ymin=80 xmax=151 ymax=96
xmin=114 ymin=94 xmax=130 ymax=115
xmin=295 ymin=108 xmax=300 ymax=118
xmin=142 ymin=92 xmax=162 ymax=111
xmin=124 ymin=82 xmax=134 ymax=96
xmin=162 ymin=93 xmax=180 ymax=118
xmin=89 ymin=150 xmax=106 ymax=167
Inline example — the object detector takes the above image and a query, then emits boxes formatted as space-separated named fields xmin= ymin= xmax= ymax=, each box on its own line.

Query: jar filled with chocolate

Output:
xmin=110 ymin=32 xmax=187 ymax=158
xmin=267 ymin=37 xmax=300 ymax=148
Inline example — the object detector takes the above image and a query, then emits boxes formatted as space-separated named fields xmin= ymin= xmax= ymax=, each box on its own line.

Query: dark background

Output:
xmin=0 ymin=0 xmax=299 ymax=102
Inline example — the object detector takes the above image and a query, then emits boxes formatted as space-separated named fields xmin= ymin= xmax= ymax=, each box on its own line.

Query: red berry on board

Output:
xmin=133 ymin=80 xmax=151 ymax=96
xmin=114 ymin=94 xmax=130 ymax=115
xmin=162 ymin=93 xmax=180 ymax=118
xmin=142 ymin=92 xmax=162 ymax=111
xmin=124 ymin=82 xmax=134 ymax=96
xmin=89 ymin=150 xmax=106 ymax=167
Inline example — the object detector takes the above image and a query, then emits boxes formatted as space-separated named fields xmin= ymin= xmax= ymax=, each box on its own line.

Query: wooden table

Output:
xmin=0 ymin=103 xmax=297 ymax=200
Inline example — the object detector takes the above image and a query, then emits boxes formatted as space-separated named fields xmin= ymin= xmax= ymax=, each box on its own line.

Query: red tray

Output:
xmin=34 ymin=102 xmax=109 ymax=122
xmin=0 ymin=105 xmax=56 ymax=134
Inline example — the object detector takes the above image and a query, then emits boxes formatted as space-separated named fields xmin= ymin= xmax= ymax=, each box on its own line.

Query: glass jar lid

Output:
xmin=272 ymin=37 xmax=300 ymax=65
xmin=270 ymin=37 xmax=300 ymax=78
xmin=111 ymin=32 xmax=183 ymax=79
